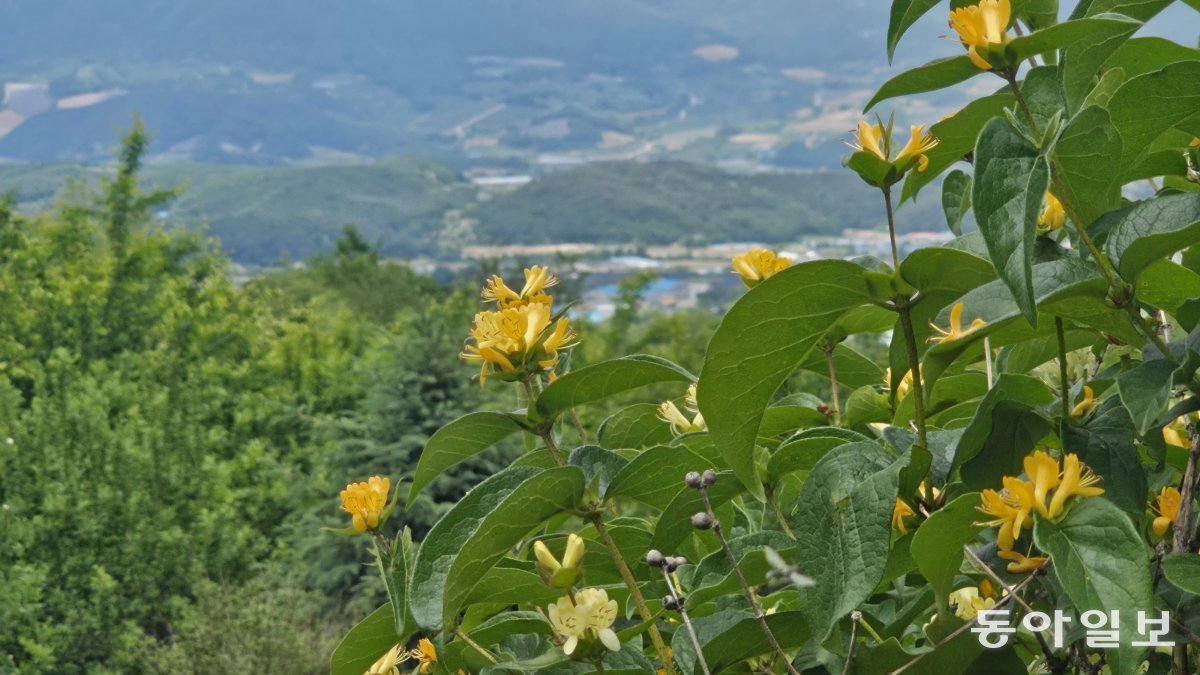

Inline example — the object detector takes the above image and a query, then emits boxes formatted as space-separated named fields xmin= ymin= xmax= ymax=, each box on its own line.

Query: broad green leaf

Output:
xmin=767 ymin=435 xmax=848 ymax=482
xmin=408 ymin=411 xmax=526 ymax=504
xmin=535 ymin=354 xmax=694 ymax=420
xmin=463 ymin=566 xmax=561 ymax=608
xmin=1053 ymin=106 xmax=1123 ymax=225
xmin=597 ymin=403 xmax=674 ymax=450
xmin=685 ymin=531 xmax=795 ymax=608
xmin=1116 ymin=359 xmax=1177 ymax=434
xmin=941 ymin=169 xmax=972 ymax=236
xmin=1034 ymin=498 xmax=1153 ymax=675
xmin=912 ymin=493 xmax=985 ymax=614
xmin=998 ymin=328 xmax=1096 ymax=375
xmin=758 ymin=404 xmax=827 ymax=437
xmin=409 ymin=466 xmax=584 ymax=631
xmin=1062 ymin=397 xmax=1147 ymax=513
xmin=605 ymin=444 xmax=714 ymax=509
xmin=864 ymin=56 xmax=981 ymax=112
xmin=886 ymin=0 xmax=943 ymax=62
xmin=1020 ymin=65 xmax=1067 ymax=133
xmin=843 ymin=385 xmax=891 ymax=429
xmin=846 ymin=150 xmax=900 ymax=188
xmin=799 ymin=343 xmax=885 ymax=390
xmin=902 ymin=92 xmax=1015 ymax=203
xmin=1058 ymin=12 xmax=1144 ymax=112
xmin=672 ymin=609 xmax=810 ymax=675
xmin=650 ymin=470 xmax=745 ymax=552
xmin=1105 ymin=192 xmax=1200 ymax=282
xmin=1138 ymin=259 xmax=1200 ymax=315
xmin=468 ymin=611 xmax=553 ymax=645
xmin=973 ymin=117 xmax=1051 ymax=326
xmin=1161 ymin=553 xmax=1200 ymax=595
xmin=1107 ymin=37 xmax=1200 ymax=79
xmin=1109 ymin=61 xmax=1200 ymax=172
xmin=330 ymin=603 xmax=396 ymax=675
xmin=954 ymin=374 xmax=1055 ymax=488
xmin=698 ymin=260 xmax=870 ymax=496
xmin=1081 ymin=66 xmax=1126 ymax=109
xmin=789 ymin=442 xmax=901 ymax=641
xmin=1007 ymin=14 xmax=1141 ymax=72
xmin=568 ymin=445 xmax=629 ymax=496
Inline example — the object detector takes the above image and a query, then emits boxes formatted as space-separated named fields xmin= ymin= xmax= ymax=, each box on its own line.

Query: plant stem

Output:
xmin=660 ymin=567 xmax=712 ymax=675
xmin=765 ymin=486 xmax=797 ymax=540
xmin=897 ymin=307 xmax=927 ymax=450
xmin=1128 ymin=305 xmax=1180 ymax=366
xmin=589 ymin=514 xmax=675 ymax=673
xmin=539 ymin=429 xmax=566 ymax=467
xmin=983 ymin=336 xmax=994 ymax=388
xmin=1173 ymin=433 xmax=1200 ymax=554
xmin=1055 ymin=317 xmax=1071 ymax=420
xmin=455 ymin=627 xmax=500 ymax=665
xmin=825 ymin=344 xmax=842 ymax=423
xmin=700 ymin=488 xmax=800 ymax=675
xmin=883 ymin=187 xmax=900 ymax=271
xmin=568 ymin=407 xmax=589 ymax=444
xmin=841 ymin=612 xmax=861 ymax=675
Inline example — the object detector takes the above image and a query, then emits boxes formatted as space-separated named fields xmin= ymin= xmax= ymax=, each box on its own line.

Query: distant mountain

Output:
xmin=0 ymin=0 xmax=954 ymax=166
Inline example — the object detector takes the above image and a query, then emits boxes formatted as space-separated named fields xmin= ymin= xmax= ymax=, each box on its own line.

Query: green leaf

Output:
xmin=650 ymin=470 xmax=745 ymax=552
xmin=800 ymin=343 xmax=885 ymax=391
xmin=843 ymin=385 xmax=892 ymax=429
xmin=1020 ymin=65 xmax=1067 ymax=133
xmin=758 ymin=404 xmax=827 ymax=437
xmin=941 ymin=170 xmax=972 ymax=236
xmin=409 ymin=466 xmax=584 ymax=631
xmin=973 ymin=117 xmax=1051 ymax=326
xmin=597 ymin=403 xmax=674 ymax=450
xmin=886 ymin=0 xmax=943 ymax=63
xmin=697 ymin=260 xmax=870 ymax=497
xmin=381 ymin=528 xmax=417 ymax=640
xmin=1107 ymin=37 xmax=1200 ymax=79
xmin=767 ymin=435 xmax=849 ymax=482
xmin=605 ymin=444 xmax=714 ymax=509
xmin=864 ymin=56 xmax=982 ymax=113
xmin=1105 ymin=192 xmax=1200 ymax=282
xmin=1138 ymin=259 xmax=1200 ymax=315
xmin=1109 ymin=61 xmax=1200 ymax=173
xmin=1062 ymin=397 xmax=1147 ymax=513
xmin=467 ymin=611 xmax=553 ymax=646
xmin=1034 ymin=498 xmax=1153 ymax=675
xmin=685 ymin=531 xmax=795 ymax=608
xmin=789 ymin=442 xmax=900 ymax=641
xmin=1053 ymin=106 xmax=1123 ymax=225
xmin=464 ymin=566 xmax=561 ymax=608
xmin=955 ymin=374 xmax=1055 ymax=489
xmin=535 ymin=355 xmax=694 ymax=420
xmin=1116 ymin=359 xmax=1177 ymax=434
xmin=902 ymin=92 xmax=1015 ymax=203
xmin=845 ymin=150 xmax=899 ymax=188
xmin=568 ymin=445 xmax=630 ymax=496
xmin=330 ymin=603 xmax=397 ymax=675
xmin=1007 ymin=14 xmax=1141 ymax=69
xmin=408 ymin=411 xmax=526 ymax=504
xmin=912 ymin=493 xmax=985 ymax=614
xmin=1057 ymin=13 xmax=1143 ymax=112
xmin=1161 ymin=553 xmax=1200 ymax=595
xmin=673 ymin=610 xmax=810 ymax=675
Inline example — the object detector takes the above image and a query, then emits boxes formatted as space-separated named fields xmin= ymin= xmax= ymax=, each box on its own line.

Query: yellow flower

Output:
xmin=894 ymin=125 xmax=939 ymax=173
xmin=340 ymin=476 xmax=390 ymax=533
xmin=408 ymin=638 xmax=437 ymax=673
xmin=998 ymin=549 xmax=1048 ymax=574
xmin=892 ymin=498 xmax=915 ymax=534
xmin=548 ymin=595 xmax=589 ymax=655
xmin=949 ymin=0 xmax=1012 ymax=70
xmin=365 ymin=644 xmax=407 ymax=675
xmin=481 ymin=265 xmax=558 ymax=308
xmin=850 ymin=120 xmax=888 ymax=160
xmin=884 ymin=367 xmax=918 ymax=401
xmin=1191 ymin=138 xmax=1200 ymax=148
xmin=950 ymin=585 xmax=997 ymax=620
xmin=928 ymin=302 xmax=987 ymax=344
xmin=1038 ymin=192 xmax=1066 ymax=233
xmin=1164 ymin=418 xmax=1190 ymax=448
xmin=534 ymin=533 xmax=586 ymax=587
xmin=1046 ymin=453 xmax=1103 ymax=518
xmin=978 ymin=488 xmax=1020 ymax=551
xmin=1071 ymin=385 xmax=1095 ymax=417
xmin=684 ymin=383 xmax=700 ymax=413
xmin=575 ymin=587 xmax=622 ymax=652
xmin=1023 ymin=451 xmax=1060 ymax=518
xmin=1002 ymin=476 xmax=1037 ymax=541
xmin=1152 ymin=486 xmax=1181 ymax=537
xmin=979 ymin=578 xmax=995 ymax=599
xmin=731 ymin=248 xmax=792 ymax=288
xmin=658 ymin=400 xmax=706 ymax=435
xmin=461 ymin=303 xmax=578 ymax=385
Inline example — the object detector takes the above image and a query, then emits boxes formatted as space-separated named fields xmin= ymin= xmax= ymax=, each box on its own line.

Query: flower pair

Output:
xmin=846 ymin=115 xmax=940 ymax=188
xmin=658 ymin=384 xmax=706 ymax=435
xmin=366 ymin=638 xmax=438 ymax=675
xmin=548 ymin=587 xmax=622 ymax=655
xmin=534 ymin=533 xmax=586 ymax=589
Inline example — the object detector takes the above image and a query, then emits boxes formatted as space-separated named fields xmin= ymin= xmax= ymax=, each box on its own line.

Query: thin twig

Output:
xmin=983 ymin=336 xmax=994 ymax=389
xmin=700 ymin=488 xmax=800 ymax=675
xmin=962 ymin=546 xmax=1062 ymax=670
xmin=841 ymin=611 xmax=862 ymax=675
xmin=897 ymin=307 xmax=928 ymax=451
xmin=660 ymin=567 xmax=711 ymax=675
xmin=455 ymin=627 xmax=500 ymax=665
xmin=568 ymin=407 xmax=589 ymax=444
xmin=883 ymin=187 xmax=900 ymax=271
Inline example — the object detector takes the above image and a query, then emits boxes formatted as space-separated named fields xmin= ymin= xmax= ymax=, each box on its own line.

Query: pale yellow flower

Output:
xmin=928 ymin=302 xmax=986 ymax=344
xmin=340 ymin=476 xmax=390 ymax=533
xmin=1046 ymin=453 xmax=1103 ymax=518
xmin=949 ymin=0 xmax=1012 ymax=70
xmin=892 ymin=498 xmax=915 ymax=534
xmin=658 ymin=400 xmax=706 ymax=435
xmin=731 ymin=248 xmax=792 ymax=288
xmin=850 ymin=120 xmax=888 ymax=160
xmin=684 ymin=383 xmax=699 ymax=413
xmin=894 ymin=124 xmax=939 ymax=172
xmin=950 ymin=586 xmax=997 ymax=620
xmin=1152 ymin=486 xmax=1181 ymax=537
xmin=1164 ymin=418 xmax=1190 ymax=448
xmin=534 ymin=533 xmax=585 ymax=574
xmin=1071 ymin=385 xmax=1095 ymax=417
xmin=408 ymin=638 xmax=437 ymax=673
xmin=365 ymin=644 xmax=407 ymax=675
xmin=1038 ymin=192 xmax=1066 ymax=233
xmin=884 ymin=367 xmax=918 ymax=401
xmin=575 ymin=588 xmax=621 ymax=652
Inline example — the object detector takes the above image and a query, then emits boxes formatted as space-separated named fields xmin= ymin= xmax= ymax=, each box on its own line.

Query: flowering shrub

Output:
xmin=332 ymin=1 xmax=1200 ymax=672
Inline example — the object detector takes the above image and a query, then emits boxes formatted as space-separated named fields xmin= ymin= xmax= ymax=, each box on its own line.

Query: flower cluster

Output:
xmin=978 ymin=451 xmax=1103 ymax=573
xmin=949 ymin=0 xmax=1012 ymax=71
xmin=340 ymin=475 xmax=391 ymax=533
xmin=732 ymin=248 xmax=792 ymax=288
xmin=548 ymin=587 xmax=621 ymax=655
xmin=462 ymin=266 xmax=579 ymax=385
xmin=365 ymin=638 xmax=440 ymax=675
xmin=658 ymin=383 xmax=706 ymax=435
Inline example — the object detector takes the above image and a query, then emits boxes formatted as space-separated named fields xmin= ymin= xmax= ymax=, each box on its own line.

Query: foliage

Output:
xmin=334 ymin=2 xmax=1200 ymax=674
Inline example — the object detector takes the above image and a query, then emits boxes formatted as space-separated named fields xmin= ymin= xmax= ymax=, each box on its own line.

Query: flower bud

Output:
xmin=691 ymin=512 xmax=714 ymax=530
xmin=561 ymin=533 xmax=585 ymax=570
xmin=701 ymin=470 xmax=718 ymax=487
xmin=685 ymin=471 xmax=703 ymax=489
xmin=645 ymin=549 xmax=666 ymax=568
xmin=533 ymin=540 xmax=562 ymax=573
